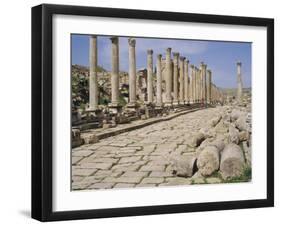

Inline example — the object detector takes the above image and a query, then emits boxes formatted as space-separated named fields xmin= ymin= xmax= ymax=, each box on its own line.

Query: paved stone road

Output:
xmin=72 ymin=107 xmax=223 ymax=190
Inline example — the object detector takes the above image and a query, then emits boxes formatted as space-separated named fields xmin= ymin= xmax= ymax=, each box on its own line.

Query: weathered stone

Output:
xmin=149 ymin=171 xmax=173 ymax=177
xmin=165 ymin=177 xmax=192 ymax=185
xmin=122 ymin=171 xmax=148 ymax=178
xmin=114 ymin=183 xmax=135 ymax=188
xmin=199 ymin=127 xmax=215 ymax=138
xmin=103 ymin=123 xmax=112 ymax=129
xmin=214 ymin=120 xmax=229 ymax=134
xmin=228 ymin=124 xmax=239 ymax=144
xmin=72 ymin=150 xmax=94 ymax=157
xmin=88 ymin=182 xmax=115 ymax=189
xmin=230 ymin=109 xmax=245 ymax=121
xmin=119 ymin=156 xmax=142 ymax=163
xmin=209 ymin=115 xmax=222 ymax=127
xmin=197 ymin=145 xmax=220 ymax=176
xmin=94 ymin=170 xmax=122 ymax=178
xmin=186 ymin=132 xmax=205 ymax=148
xmin=72 ymin=156 xmax=83 ymax=165
xmin=72 ymin=168 xmax=98 ymax=176
xmin=170 ymin=154 xmax=197 ymax=177
xmin=79 ymin=162 xmax=113 ymax=170
xmin=83 ymin=157 xmax=119 ymax=164
xmin=139 ymin=164 xmax=165 ymax=172
xmin=235 ymin=116 xmax=249 ymax=132
xmin=220 ymin=143 xmax=245 ymax=179
xmin=103 ymin=176 xmax=144 ymax=184
xmin=72 ymin=129 xmax=84 ymax=147
xmin=140 ymin=177 xmax=164 ymax=184
xmin=81 ymin=133 xmax=99 ymax=144
xmin=239 ymin=130 xmax=250 ymax=142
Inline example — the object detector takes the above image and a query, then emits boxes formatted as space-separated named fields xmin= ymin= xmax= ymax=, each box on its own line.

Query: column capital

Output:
xmin=110 ymin=36 xmax=119 ymax=44
xmin=157 ymin=54 xmax=162 ymax=59
xmin=237 ymin=61 xmax=242 ymax=66
xmin=184 ymin=59 xmax=189 ymax=64
xmin=190 ymin=64 xmax=195 ymax=69
xmin=147 ymin=49 xmax=153 ymax=55
xmin=166 ymin=47 xmax=172 ymax=53
xmin=180 ymin=56 xmax=186 ymax=61
xmin=173 ymin=52 xmax=179 ymax=58
xmin=128 ymin=38 xmax=136 ymax=47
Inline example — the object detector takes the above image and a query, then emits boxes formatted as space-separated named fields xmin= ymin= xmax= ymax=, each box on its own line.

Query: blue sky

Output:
xmin=71 ymin=34 xmax=251 ymax=88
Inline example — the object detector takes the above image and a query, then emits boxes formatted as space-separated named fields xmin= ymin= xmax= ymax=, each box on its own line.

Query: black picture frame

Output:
xmin=31 ymin=3 xmax=274 ymax=222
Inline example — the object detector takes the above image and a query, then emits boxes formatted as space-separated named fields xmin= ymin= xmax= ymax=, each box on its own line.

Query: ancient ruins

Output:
xmin=71 ymin=36 xmax=252 ymax=190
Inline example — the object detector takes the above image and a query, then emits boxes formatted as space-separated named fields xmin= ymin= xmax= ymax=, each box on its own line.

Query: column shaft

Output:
xmin=156 ymin=54 xmax=163 ymax=106
xmin=179 ymin=56 xmax=185 ymax=104
xmin=147 ymin=49 xmax=153 ymax=103
xmin=184 ymin=59 xmax=189 ymax=104
xmin=237 ymin=62 xmax=243 ymax=102
xmin=110 ymin=37 xmax=119 ymax=106
xmin=89 ymin=35 xmax=98 ymax=110
xmin=128 ymin=38 xmax=136 ymax=105
xmin=206 ymin=69 xmax=212 ymax=104
xmin=165 ymin=48 xmax=172 ymax=105
xmin=173 ymin=53 xmax=179 ymax=104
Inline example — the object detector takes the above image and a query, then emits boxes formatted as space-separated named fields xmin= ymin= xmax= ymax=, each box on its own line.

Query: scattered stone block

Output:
xmin=220 ymin=143 xmax=245 ymax=179
xmin=209 ymin=115 xmax=222 ymax=127
xmin=72 ymin=128 xmax=84 ymax=148
xmin=197 ymin=145 xmax=220 ymax=176
xmin=228 ymin=124 xmax=239 ymax=144
xmin=239 ymin=130 xmax=250 ymax=142
xmin=235 ymin=116 xmax=249 ymax=132
xmin=81 ymin=133 xmax=99 ymax=144
xmin=170 ymin=154 xmax=197 ymax=177
xmin=187 ymin=132 xmax=205 ymax=148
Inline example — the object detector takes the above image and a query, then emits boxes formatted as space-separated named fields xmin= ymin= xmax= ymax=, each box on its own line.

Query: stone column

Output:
xmin=195 ymin=67 xmax=199 ymax=103
xmin=110 ymin=36 xmax=120 ymax=108
xmin=201 ymin=62 xmax=207 ymax=104
xmin=156 ymin=54 xmax=163 ymax=107
xmin=179 ymin=56 xmax=185 ymax=104
xmin=237 ymin=62 xmax=243 ymax=103
xmin=172 ymin=52 xmax=179 ymax=105
xmin=165 ymin=48 xmax=172 ymax=106
xmin=190 ymin=65 xmax=195 ymax=104
xmin=184 ymin=59 xmax=189 ymax=104
xmin=147 ymin=49 xmax=153 ymax=103
xmin=88 ymin=35 xmax=98 ymax=111
xmin=128 ymin=38 xmax=136 ymax=107
xmin=206 ymin=69 xmax=212 ymax=104
xmin=198 ymin=67 xmax=202 ymax=103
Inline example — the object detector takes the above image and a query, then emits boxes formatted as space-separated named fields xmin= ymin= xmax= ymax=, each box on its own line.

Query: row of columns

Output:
xmin=88 ymin=35 xmax=223 ymax=111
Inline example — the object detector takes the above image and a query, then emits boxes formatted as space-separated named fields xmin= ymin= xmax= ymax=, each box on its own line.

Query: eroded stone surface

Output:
xmin=72 ymin=107 xmax=248 ymax=190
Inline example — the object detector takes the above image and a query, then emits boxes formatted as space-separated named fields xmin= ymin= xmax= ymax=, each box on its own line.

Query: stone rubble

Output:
xmin=72 ymin=95 xmax=252 ymax=190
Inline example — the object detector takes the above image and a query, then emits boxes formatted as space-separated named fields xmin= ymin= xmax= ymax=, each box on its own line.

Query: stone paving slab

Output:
xmin=72 ymin=107 xmax=226 ymax=190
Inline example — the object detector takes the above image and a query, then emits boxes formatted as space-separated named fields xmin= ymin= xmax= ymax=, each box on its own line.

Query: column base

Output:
xmin=155 ymin=103 xmax=164 ymax=109
xmin=85 ymin=108 xmax=103 ymax=117
xmin=108 ymin=103 xmax=122 ymax=114
xmin=164 ymin=101 xmax=172 ymax=107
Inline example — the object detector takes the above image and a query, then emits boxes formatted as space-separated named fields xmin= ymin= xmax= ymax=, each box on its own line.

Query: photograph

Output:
xmin=71 ymin=34 xmax=252 ymax=191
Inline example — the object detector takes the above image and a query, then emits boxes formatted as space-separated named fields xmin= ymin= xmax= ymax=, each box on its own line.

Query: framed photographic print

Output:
xmin=32 ymin=4 xmax=274 ymax=221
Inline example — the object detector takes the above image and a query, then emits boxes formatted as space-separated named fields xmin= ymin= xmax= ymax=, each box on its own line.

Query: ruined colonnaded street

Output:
xmin=72 ymin=104 xmax=252 ymax=190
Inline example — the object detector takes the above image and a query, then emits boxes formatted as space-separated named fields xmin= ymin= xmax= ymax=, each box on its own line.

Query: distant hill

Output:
xmin=72 ymin=64 xmax=107 ymax=74
xmin=221 ymin=87 xmax=251 ymax=96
